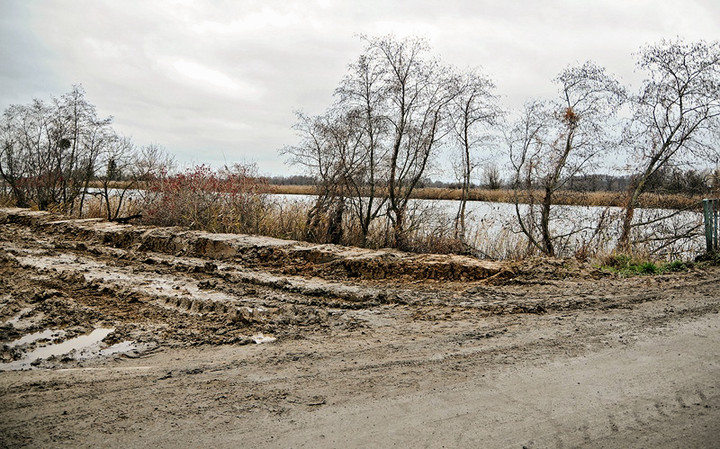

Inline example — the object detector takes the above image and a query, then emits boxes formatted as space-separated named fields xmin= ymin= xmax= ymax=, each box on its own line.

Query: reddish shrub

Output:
xmin=142 ymin=163 xmax=270 ymax=234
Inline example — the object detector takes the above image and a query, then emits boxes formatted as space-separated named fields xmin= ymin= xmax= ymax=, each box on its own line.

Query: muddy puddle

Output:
xmin=0 ymin=327 xmax=139 ymax=371
xmin=251 ymin=333 xmax=276 ymax=344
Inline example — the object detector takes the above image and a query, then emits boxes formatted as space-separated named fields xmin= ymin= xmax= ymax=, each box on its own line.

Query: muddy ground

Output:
xmin=0 ymin=208 xmax=719 ymax=448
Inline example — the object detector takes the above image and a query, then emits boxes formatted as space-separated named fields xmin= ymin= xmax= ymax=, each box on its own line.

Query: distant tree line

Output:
xmin=268 ymin=168 xmax=718 ymax=196
xmin=266 ymin=175 xmax=316 ymax=186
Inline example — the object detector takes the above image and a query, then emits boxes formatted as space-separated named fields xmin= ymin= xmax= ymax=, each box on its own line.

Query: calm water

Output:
xmin=273 ymin=193 xmax=703 ymax=258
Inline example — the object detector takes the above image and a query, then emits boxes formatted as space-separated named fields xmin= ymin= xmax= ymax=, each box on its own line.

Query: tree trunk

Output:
xmin=305 ymin=196 xmax=326 ymax=243
xmin=455 ymin=137 xmax=471 ymax=242
xmin=618 ymin=171 xmax=650 ymax=251
xmin=327 ymin=197 xmax=344 ymax=245
xmin=618 ymin=186 xmax=641 ymax=251
xmin=393 ymin=206 xmax=409 ymax=251
xmin=540 ymin=185 xmax=555 ymax=257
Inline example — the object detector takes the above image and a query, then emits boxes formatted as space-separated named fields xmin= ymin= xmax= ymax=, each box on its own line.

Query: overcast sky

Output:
xmin=2 ymin=0 xmax=720 ymax=177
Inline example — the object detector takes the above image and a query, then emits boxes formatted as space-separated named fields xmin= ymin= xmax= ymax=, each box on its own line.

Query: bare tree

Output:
xmin=55 ymin=86 xmax=114 ymax=215
xmin=618 ymin=39 xmax=720 ymax=250
xmin=482 ymin=163 xmax=502 ymax=190
xmin=0 ymin=85 xmax=114 ymax=213
xmin=449 ymin=70 xmax=500 ymax=242
xmin=0 ymin=102 xmax=41 ymax=207
xmin=335 ymin=51 xmax=390 ymax=245
xmin=95 ymin=137 xmax=134 ymax=220
xmin=95 ymin=140 xmax=174 ymax=221
xmin=282 ymin=110 xmax=364 ymax=244
xmin=134 ymin=143 xmax=175 ymax=183
xmin=362 ymin=35 xmax=458 ymax=250
xmin=285 ymin=35 xmax=468 ymax=250
xmin=509 ymin=62 xmax=625 ymax=257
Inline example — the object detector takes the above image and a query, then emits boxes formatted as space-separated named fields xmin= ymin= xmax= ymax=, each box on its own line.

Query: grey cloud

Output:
xmin=1 ymin=0 xmax=719 ymax=176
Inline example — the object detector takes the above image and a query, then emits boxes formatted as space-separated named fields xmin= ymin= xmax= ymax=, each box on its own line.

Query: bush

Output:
xmin=141 ymin=164 xmax=270 ymax=235
xmin=637 ymin=261 xmax=659 ymax=274
xmin=664 ymin=260 xmax=688 ymax=272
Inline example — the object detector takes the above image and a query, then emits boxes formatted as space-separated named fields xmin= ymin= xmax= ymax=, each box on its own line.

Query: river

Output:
xmin=273 ymin=193 xmax=704 ymax=258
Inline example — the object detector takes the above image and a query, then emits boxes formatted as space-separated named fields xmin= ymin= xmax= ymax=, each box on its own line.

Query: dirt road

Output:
xmin=1 ymin=208 xmax=719 ymax=448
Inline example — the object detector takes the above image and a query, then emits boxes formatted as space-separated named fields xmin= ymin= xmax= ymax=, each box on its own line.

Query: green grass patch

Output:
xmin=600 ymin=254 xmax=692 ymax=276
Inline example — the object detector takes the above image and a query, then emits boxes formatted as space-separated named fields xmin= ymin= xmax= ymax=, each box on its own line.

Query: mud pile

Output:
xmin=0 ymin=208 xmax=507 ymax=282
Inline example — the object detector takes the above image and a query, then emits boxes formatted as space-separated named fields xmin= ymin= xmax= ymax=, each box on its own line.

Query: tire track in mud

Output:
xmin=0 ymin=241 xmax=338 ymax=349
xmin=2 ymin=208 xmax=720 ymax=381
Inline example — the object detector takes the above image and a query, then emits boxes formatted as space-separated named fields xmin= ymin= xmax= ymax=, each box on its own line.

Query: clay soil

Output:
xmin=0 ymin=208 xmax=719 ymax=448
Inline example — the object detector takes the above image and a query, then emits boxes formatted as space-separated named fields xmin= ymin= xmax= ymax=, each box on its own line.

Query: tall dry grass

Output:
xmin=0 ymin=193 xmax=14 ymax=207
xmin=82 ymin=195 xmax=143 ymax=219
xmin=260 ymin=200 xmax=308 ymax=241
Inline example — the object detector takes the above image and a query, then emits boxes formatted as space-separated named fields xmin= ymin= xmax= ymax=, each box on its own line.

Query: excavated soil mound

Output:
xmin=0 ymin=208 xmax=508 ymax=282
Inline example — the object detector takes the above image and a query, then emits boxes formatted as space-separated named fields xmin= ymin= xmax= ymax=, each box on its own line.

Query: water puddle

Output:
xmin=99 ymin=340 xmax=138 ymax=357
xmin=251 ymin=333 xmax=276 ymax=344
xmin=0 ymin=328 xmax=136 ymax=371
xmin=6 ymin=329 xmax=64 ymax=347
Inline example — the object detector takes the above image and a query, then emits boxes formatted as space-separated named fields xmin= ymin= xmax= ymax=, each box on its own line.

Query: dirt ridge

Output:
xmin=0 ymin=207 xmax=507 ymax=281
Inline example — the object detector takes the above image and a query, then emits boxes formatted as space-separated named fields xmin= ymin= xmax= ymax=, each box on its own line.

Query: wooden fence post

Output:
xmin=703 ymin=198 xmax=719 ymax=253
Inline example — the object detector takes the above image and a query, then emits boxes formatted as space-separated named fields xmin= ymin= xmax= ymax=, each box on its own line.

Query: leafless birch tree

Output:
xmin=509 ymin=62 xmax=625 ymax=256
xmin=618 ymin=39 xmax=720 ymax=250
xmin=449 ymin=70 xmax=500 ymax=242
